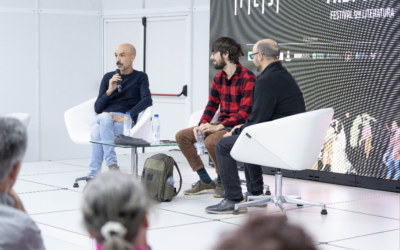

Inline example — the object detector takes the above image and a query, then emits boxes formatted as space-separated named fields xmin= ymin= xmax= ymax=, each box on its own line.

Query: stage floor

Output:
xmin=15 ymin=151 xmax=400 ymax=250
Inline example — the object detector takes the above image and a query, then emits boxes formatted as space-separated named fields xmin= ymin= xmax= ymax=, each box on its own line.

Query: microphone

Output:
xmin=115 ymin=69 xmax=122 ymax=92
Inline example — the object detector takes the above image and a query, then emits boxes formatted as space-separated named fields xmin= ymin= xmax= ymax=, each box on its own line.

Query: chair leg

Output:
xmin=234 ymin=197 xmax=274 ymax=214
xmin=73 ymin=176 xmax=88 ymax=188
xmin=284 ymin=197 xmax=328 ymax=214
xmin=247 ymin=195 xmax=271 ymax=201
xmin=276 ymin=201 xmax=286 ymax=216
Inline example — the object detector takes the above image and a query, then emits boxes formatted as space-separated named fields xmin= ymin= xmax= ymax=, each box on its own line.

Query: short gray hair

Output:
xmin=257 ymin=42 xmax=280 ymax=60
xmin=82 ymin=172 xmax=150 ymax=250
xmin=0 ymin=118 xmax=27 ymax=182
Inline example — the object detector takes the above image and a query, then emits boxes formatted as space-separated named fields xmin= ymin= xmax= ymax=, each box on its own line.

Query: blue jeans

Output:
xmin=386 ymin=146 xmax=399 ymax=179
xmin=88 ymin=112 xmax=134 ymax=177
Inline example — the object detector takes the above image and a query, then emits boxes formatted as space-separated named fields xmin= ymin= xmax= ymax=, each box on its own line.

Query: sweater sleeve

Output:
xmin=94 ymin=74 xmax=111 ymax=114
xmin=128 ymin=73 xmax=153 ymax=119
xmin=232 ymin=82 xmax=276 ymax=135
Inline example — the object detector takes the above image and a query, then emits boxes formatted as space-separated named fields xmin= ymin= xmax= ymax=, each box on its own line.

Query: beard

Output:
xmin=213 ymin=59 xmax=226 ymax=70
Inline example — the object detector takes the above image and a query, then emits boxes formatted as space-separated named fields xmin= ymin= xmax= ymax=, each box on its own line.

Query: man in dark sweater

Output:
xmin=205 ymin=39 xmax=306 ymax=214
xmin=88 ymin=44 xmax=152 ymax=178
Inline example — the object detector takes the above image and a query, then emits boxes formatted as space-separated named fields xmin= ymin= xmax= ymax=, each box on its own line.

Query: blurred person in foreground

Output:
xmin=213 ymin=214 xmax=316 ymax=250
xmin=82 ymin=171 xmax=150 ymax=250
xmin=0 ymin=117 xmax=45 ymax=250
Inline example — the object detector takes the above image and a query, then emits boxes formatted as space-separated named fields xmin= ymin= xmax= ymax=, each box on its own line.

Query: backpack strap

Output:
xmin=172 ymin=160 xmax=182 ymax=197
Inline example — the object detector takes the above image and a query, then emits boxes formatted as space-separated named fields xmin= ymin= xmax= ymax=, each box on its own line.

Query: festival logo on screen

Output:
xmin=234 ymin=0 xmax=279 ymax=15
xmin=327 ymin=0 xmax=395 ymax=20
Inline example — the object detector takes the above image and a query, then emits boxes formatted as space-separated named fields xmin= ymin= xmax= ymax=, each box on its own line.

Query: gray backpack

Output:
xmin=141 ymin=153 xmax=182 ymax=202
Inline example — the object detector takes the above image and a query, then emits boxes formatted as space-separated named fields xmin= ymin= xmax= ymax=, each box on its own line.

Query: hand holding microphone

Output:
xmin=106 ymin=70 xmax=122 ymax=96
xmin=115 ymin=69 xmax=122 ymax=92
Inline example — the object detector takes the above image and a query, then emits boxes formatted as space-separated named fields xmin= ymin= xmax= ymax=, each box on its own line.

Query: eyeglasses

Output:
xmin=249 ymin=52 xmax=265 ymax=59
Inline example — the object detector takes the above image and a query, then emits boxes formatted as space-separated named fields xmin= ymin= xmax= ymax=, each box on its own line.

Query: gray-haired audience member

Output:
xmin=213 ymin=214 xmax=317 ymax=250
xmin=82 ymin=172 xmax=150 ymax=250
xmin=0 ymin=117 xmax=46 ymax=250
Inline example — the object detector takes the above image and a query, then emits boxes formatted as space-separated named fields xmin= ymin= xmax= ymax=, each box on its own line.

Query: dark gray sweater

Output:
xmin=233 ymin=61 xmax=306 ymax=135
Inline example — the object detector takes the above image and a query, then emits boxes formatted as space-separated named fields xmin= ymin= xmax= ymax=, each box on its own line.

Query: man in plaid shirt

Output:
xmin=176 ymin=37 xmax=256 ymax=197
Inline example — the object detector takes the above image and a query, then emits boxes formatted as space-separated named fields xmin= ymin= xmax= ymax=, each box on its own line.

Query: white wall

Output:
xmin=0 ymin=0 xmax=210 ymax=162
xmin=0 ymin=0 xmax=102 ymax=162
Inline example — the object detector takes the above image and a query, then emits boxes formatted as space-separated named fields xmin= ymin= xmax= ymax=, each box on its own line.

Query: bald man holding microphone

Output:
xmin=87 ymin=44 xmax=153 ymax=179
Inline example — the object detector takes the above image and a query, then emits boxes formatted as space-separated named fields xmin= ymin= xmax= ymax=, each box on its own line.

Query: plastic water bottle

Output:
xmin=197 ymin=130 xmax=205 ymax=156
xmin=123 ymin=112 xmax=132 ymax=136
xmin=152 ymin=114 xmax=160 ymax=145
xmin=167 ymin=175 xmax=174 ymax=186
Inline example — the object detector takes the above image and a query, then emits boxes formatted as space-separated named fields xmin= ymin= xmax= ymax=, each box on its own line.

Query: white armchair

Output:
xmin=64 ymin=98 xmax=153 ymax=145
xmin=231 ymin=108 xmax=334 ymax=216
xmin=64 ymin=98 xmax=153 ymax=188
xmin=4 ymin=113 xmax=31 ymax=128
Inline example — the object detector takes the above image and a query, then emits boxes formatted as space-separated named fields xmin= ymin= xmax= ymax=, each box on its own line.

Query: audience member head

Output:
xmin=115 ymin=43 xmax=137 ymax=73
xmin=211 ymin=37 xmax=244 ymax=69
xmin=213 ymin=214 xmax=316 ymax=250
xmin=0 ymin=118 xmax=27 ymax=194
xmin=82 ymin=172 xmax=150 ymax=250
xmin=252 ymin=39 xmax=280 ymax=72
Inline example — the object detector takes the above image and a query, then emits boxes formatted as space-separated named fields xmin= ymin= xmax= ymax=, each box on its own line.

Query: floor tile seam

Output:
xmin=174 ymin=193 xmax=215 ymax=199
xmin=290 ymin=204 xmax=400 ymax=220
xmin=219 ymin=211 xmax=282 ymax=223
xmin=19 ymin=170 xmax=88 ymax=177
xmin=324 ymin=228 xmax=400 ymax=244
xmin=17 ymin=188 xmax=67 ymax=195
xmin=47 ymin=161 xmax=89 ymax=168
xmin=325 ymin=194 xmax=399 ymax=205
xmin=147 ymin=221 xmax=215 ymax=231
xmin=29 ymin=208 xmax=81 ymax=216
xmin=36 ymin=221 xmax=90 ymax=237
xmin=315 ymin=243 xmax=355 ymax=250
xmin=16 ymin=179 xmax=66 ymax=189
xmin=326 ymin=207 xmax=400 ymax=220
xmin=153 ymin=207 xmax=217 ymax=221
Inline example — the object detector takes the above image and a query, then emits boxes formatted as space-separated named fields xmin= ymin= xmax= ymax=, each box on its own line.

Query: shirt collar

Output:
xmin=222 ymin=63 xmax=243 ymax=78
xmin=0 ymin=191 xmax=15 ymax=207
xmin=259 ymin=60 xmax=281 ymax=77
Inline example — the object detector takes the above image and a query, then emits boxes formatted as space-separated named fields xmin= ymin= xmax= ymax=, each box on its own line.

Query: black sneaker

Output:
xmin=205 ymin=199 xmax=248 ymax=214
xmin=108 ymin=164 xmax=120 ymax=171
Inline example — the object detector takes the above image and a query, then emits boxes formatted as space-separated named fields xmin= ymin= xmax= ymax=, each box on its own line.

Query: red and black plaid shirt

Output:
xmin=200 ymin=63 xmax=256 ymax=127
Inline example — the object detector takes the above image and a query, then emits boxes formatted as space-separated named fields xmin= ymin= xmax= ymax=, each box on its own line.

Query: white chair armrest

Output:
xmin=130 ymin=106 xmax=153 ymax=140
xmin=188 ymin=108 xmax=220 ymax=127
xmin=64 ymin=98 xmax=97 ymax=145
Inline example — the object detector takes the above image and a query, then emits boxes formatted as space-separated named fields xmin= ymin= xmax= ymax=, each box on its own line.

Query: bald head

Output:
xmin=254 ymin=39 xmax=280 ymax=60
xmin=115 ymin=43 xmax=136 ymax=74
xmin=117 ymin=43 xmax=136 ymax=56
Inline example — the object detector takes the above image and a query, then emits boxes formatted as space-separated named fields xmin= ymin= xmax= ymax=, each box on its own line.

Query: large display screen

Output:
xmin=210 ymin=0 xmax=399 ymax=180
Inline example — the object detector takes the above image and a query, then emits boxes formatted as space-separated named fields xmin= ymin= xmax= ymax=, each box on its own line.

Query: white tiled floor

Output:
xmin=16 ymin=151 xmax=400 ymax=250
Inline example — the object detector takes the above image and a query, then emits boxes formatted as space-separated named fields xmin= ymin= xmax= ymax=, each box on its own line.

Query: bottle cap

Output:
xmin=126 ymin=112 xmax=130 ymax=115
xmin=154 ymin=114 xmax=159 ymax=117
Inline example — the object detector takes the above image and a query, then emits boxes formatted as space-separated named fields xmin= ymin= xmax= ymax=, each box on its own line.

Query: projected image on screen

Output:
xmin=210 ymin=0 xmax=399 ymax=180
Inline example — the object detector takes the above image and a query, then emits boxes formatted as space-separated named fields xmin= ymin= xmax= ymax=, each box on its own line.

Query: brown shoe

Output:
xmin=213 ymin=181 xmax=224 ymax=198
xmin=184 ymin=180 xmax=216 ymax=195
